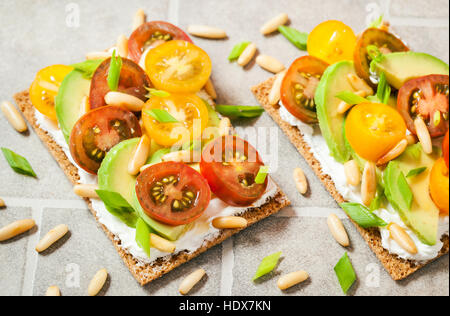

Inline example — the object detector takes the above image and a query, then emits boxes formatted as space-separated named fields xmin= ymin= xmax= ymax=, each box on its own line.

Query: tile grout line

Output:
xmin=219 ymin=238 xmax=234 ymax=296
xmin=167 ymin=0 xmax=179 ymax=25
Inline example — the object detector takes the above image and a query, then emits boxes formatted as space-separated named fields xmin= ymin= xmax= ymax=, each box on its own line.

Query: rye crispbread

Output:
xmin=14 ymin=90 xmax=290 ymax=286
xmin=251 ymin=76 xmax=449 ymax=281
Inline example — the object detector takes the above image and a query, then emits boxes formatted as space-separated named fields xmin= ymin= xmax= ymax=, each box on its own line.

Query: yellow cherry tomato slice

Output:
xmin=430 ymin=157 xmax=449 ymax=215
xmin=143 ymin=93 xmax=209 ymax=147
xmin=307 ymin=20 xmax=357 ymax=64
xmin=145 ymin=40 xmax=212 ymax=93
xmin=345 ymin=103 xmax=406 ymax=162
xmin=29 ymin=65 xmax=73 ymax=120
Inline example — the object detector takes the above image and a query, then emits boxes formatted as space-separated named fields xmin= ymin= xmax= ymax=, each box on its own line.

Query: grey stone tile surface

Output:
xmin=390 ymin=0 xmax=449 ymax=18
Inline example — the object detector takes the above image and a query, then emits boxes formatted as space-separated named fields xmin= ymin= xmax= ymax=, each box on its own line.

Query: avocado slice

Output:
xmin=55 ymin=70 xmax=91 ymax=143
xmin=383 ymin=144 xmax=440 ymax=245
xmin=315 ymin=61 xmax=358 ymax=163
xmin=371 ymin=52 xmax=449 ymax=90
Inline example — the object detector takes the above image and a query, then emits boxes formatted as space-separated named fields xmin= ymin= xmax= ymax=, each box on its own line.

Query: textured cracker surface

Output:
xmin=14 ymin=90 xmax=290 ymax=286
xmin=251 ymin=76 xmax=449 ymax=281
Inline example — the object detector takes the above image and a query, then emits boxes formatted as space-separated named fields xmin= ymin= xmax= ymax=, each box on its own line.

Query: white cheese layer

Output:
xmin=279 ymin=105 xmax=449 ymax=262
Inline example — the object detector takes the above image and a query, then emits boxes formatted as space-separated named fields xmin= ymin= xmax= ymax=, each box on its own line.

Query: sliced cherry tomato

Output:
xmin=128 ymin=21 xmax=192 ymax=64
xmin=345 ymin=103 xmax=406 ymax=162
xmin=307 ymin=20 xmax=357 ymax=64
xmin=136 ymin=162 xmax=211 ymax=226
xmin=280 ymin=56 xmax=329 ymax=123
xmin=70 ymin=106 xmax=142 ymax=174
xmin=145 ymin=40 xmax=212 ymax=93
xmin=354 ymin=28 xmax=409 ymax=85
xmin=142 ymin=93 xmax=209 ymax=147
xmin=443 ymin=130 xmax=449 ymax=169
xmin=29 ymin=65 xmax=73 ymax=120
xmin=200 ymin=136 xmax=268 ymax=207
xmin=397 ymin=75 xmax=449 ymax=138
xmin=430 ymin=157 xmax=449 ymax=215
xmin=89 ymin=57 xmax=151 ymax=109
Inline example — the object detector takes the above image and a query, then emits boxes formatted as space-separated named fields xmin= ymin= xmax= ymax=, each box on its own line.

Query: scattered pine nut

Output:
xmin=1 ymin=101 xmax=27 ymax=133
xmin=104 ymin=91 xmax=145 ymax=112
xmin=140 ymin=164 xmax=151 ymax=173
xmin=0 ymin=198 xmax=5 ymax=208
xmin=376 ymin=139 xmax=408 ymax=166
xmin=35 ymin=224 xmax=69 ymax=253
xmin=179 ymin=268 xmax=206 ymax=295
xmin=269 ymin=70 xmax=287 ymax=105
xmin=388 ymin=223 xmax=418 ymax=255
xmin=73 ymin=184 xmax=99 ymax=199
xmin=204 ymin=79 xmax=217 ymax=100
xmin=337 ymin=91 xmax=366 ymax=114
xmin=406 ymin=134 xmax=417 ymax=145
xmin=277 ymin=270 xmax=308 ymax=290
xmin=85 ymin=51 xmax=112 ymax=60
xmin=237 ymin=43 xmax=257 ymax=67
xmin=45 ymin=286 xmax=61 ymax=296
xmin=219 ymin=117 xmax=232 ymax=136
xmin=128 ymin=135 xmax=151 ymax=176
xmin=256 ymin=55 xmax=285 ymax=74
xmin=327 ymin=214 xmax=350 ymax=247
xmin=344 ymin=160 xmax=361 ymax=186
xmin=361 ymin=161 xmax=376 ymax=206
xmin=0 ymin=219 xmax=35 ymax=242
xmin=347 ymin=74 xmax=374 ymax=96
xmin=150 ymin=233 xmax=176 ymax=253
xmin=212 ymin=216 xmax=248 ymax=229
xmin=187 ymin=25 xmax=227 ymax=39
xmin=260 ymin=13 xmax=289 ymax=35
xmin=293 ymin=167 xmax=308 ymax=195
xmin=88 ymin=268 xmax=108 ymax=296
xmin=133 ymin=9 xmax=146 ymax=31
xmin=414 ymin=117 xmax=433 ymax=154
xmin=161 ymin=150 xmax=192 ymax=163
xmin=116 ymin=34 xmax=129 ymax=58
xmin=80 ymin=96 xmax=90 ymax=116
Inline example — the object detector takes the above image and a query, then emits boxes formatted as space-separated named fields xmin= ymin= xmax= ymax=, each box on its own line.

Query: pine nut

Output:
xmin=80 ymin=96 xmax=90 ymax=116
xmin=88 ymin=268 xmax=108 ymax=296
xmin=0 ymin=198 xmax=5 ymax=208
xmin=256 ymin=55 xmax=285 ymax=74
xmin=219 ymin=117 xmax=232 ymax=136
xmin=337 ymin=91 xmax=367 ymax=114
xmin=128 ymin=135 xmax=151 ymax=176
xmin=277 ymin=270 xmax=308 ymax=290
xmin=133 ymin=9 xmax=146 ymax=31
xmin=161 ymin=150 xmax=192 ymax=163
xmin=105 ymin=91 xmax=145 ymax=112
xmin=377 ymin=139 xmax=408 ymax=166
xmin=237 ymin=43 xmax=257 ymax=67
xmin=73 ymin=184 xmax=99 ymax=199
xmin=187 ymin=25 xmax=227 ymax=39
xmin=260 ymin=13 xmax=289 ymax=35
xmin=269 ymin=70 xmax=287 ymax=105
xmin=116 ymin=34 xmax=128 ymax=58
xmin=150 ymin=233 xmax=176 ymax=253
xmin=414 ymin=117 xmax=432 ymax=154
xmin=344 ymin=160 xmax=361 ymax=186
xmin=212 ymin=216 xmax=248 ymax=229
xmin=45 ymin=286 xmax=61 ymax=296
xmin=0 ymin=219 xmax=35 ymax=242
xmin=347 ymin=74 xmax=374 ymax=96
xmin=204 ymin=79 xmax=217 ymax=100
xmin=293 ymin=167 xmax=308 ymax=195
xmin=1 ymin=101 xmax=27 ymax=133
xmin=140 ymin=164 xmax=151 ymax=173
xmin=35 ymin=224 xmax=69 ymax=253
xmin=388 ymin=223 xmax=418 ymax=255
xmin=406 ymin=134 xmax=417 ymax=145
xmin=361 ymin=162 xmax=377 ymax=206
xmin=327 ymin=214 xmax=350 ymax=247
xmin=179 ymin=268 xmax=206 ymax=295
xmin=85 ymin=51 xmax=111 ymax=60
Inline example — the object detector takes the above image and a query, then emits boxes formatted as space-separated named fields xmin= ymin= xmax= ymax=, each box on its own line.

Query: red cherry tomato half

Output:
xmin=397 ymin=74 xmax=449 ymax=138
xmin=128 ymin=21 xmax=193 ymax=64
xmin=280 ymin=56 xmax=329 ymax=124
xmin=89 ymin=57 xmax=151 ymax=109
xmin=443 ymin=130 xmax=449 ymax=169
xmin=136 ymin=162 xmax=211 ymax=226
xmin=70 ymin=106 xmax=142 ymax=174
xmin=200 ymin=136 xmax=268 ymax=207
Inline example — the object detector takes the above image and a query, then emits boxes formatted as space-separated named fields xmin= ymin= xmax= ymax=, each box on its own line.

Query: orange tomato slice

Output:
xmin=430 ymin=157 xmax=449 ymax=215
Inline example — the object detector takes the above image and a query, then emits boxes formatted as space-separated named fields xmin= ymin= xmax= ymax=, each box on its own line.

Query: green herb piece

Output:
xmin=215 ymin=105 xmax=264 ymax=119
xmin=407 ymin=167 xmax=427 ymax=178
xmin=146 ymin=148 xmax=171 ymax=165
xmin=107 ymin=50 xmax=122 ymax=91
xmin=145 ymin=109 xmax=179 ymax=123
xmin=1 ymin=148 xmax=37 ymax=177
xmin=376 ymin=72 xmax=391 ymax=105
xmin=135 ymin=218 xmax=152 ymax=257
xmin=96 ymin=190 xmax=138 ymax=228
xmin=368 ymin=15 xmax=384 ymax=29
xmin=278 ymin=26 xmax=308 ymax=50
xmin=70 ymin=59 xmax=104 ymax=78
xmin=397 ymin=172 xmax=413 ymax=210
xmin=340 ymin=203 xmax=387 ymax=228
xmin=145 ymin=87 xmax=171 ymax=98
xmin=369 ymin=186 xmax=385 ymax=211
xmin=367 ymin=45 xmax=385 ymax=73
xmin=255 ymin=166 xmax=269 ymax=184
xmin=228 ymin=42 xmax=251 ymax=61
xmin=334 ymin=252 xmax=356 ymax=294
xmin=253 ymin=252 xmax=282 ymax=281
xmin=335 ymin=91 xmax=369 ymax=105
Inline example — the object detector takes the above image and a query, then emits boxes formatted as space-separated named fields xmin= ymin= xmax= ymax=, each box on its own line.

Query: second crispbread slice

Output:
xmin=251 ymin=76 xmax=449 ymax=281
